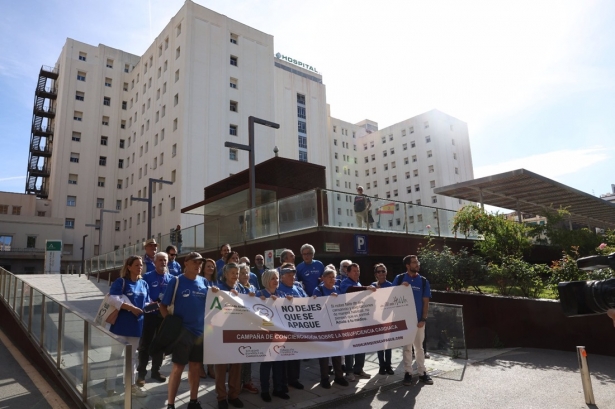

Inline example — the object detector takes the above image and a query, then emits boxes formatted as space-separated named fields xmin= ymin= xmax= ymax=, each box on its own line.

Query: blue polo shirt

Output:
xmin=339 ymin=277 xmax=361 ymax=294
xmin=161 ymin=275 xmax=209 ymax=336
xmin=248 ymin=272 xmax=260 ymax=289
xmin=256 ymin=288 xmax=285 ymax=298
xmin=278 ymin=282 xmax=307 ymax=298
xmin=168 ymin=260 xmax=182 ymax=276
xmin=392 ymin=273 xmax=431 ymax=320
xmin=142 ymin=270 xmax=172 ymax=302
xmin=296 ymin=260 xmax=325 ymax=296
xmin=371 ymin=280 xmax=393 ymax=288
xmin=312 ymin=285 xmax=340 ymax=297
xmin=238 ymin=282 xmax=256 ymax=294
xmin=216 ymin=259 xmax=225 ymax=275
xmin=143 ymin=254 xmax=156 ymax=273
xmin=218 ymin=280 xmax=240 ymax=292
xmin=109 ymin=277 xmax=150 ymax=338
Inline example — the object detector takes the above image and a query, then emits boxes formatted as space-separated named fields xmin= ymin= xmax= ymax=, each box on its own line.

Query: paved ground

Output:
xmin=5 ymin=274 xmax=615 ymax=409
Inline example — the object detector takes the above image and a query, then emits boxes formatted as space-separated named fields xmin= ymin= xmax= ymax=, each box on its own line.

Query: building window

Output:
xmin=176 ymin=23 xmax=181 ymax=36
xmin=429 ymin=165 xmax=434 ymax=173
xmin=75 ymin=91 xmax=84 ymax=101
xmin=381 ymin=136 xmax=386 ymax=144
xmin=229 ymin=149 xmax=238 ymax=161
xmin=176 ymin=46 xmax=181 ymax=59
xmin=173 ymin=118 xmax=178 ymax=131
xmin=382 ymin=150 xmax=387 ymax=157
xmin=427 ymin=150 xmax=432 ymax=158
xmin=230 ymin=33 xmax=238 ymax=44
xmin=172 ymin=143 xmax=177 ymax=157
xmin=414 ymin=169 xmax=419 ymax=177
xmin=77 ymin=71 xmax=86 ymax=81
xmin=405 ymin=171 xmax=410 ymax=179
xmin=68 ymin=174 xmax=78 ymax=185
xmin=298 ymin=135 xmax=307 ymax=148
xmin=230 ymin=124 xmax=238 ymax=136
xmin=230 ymin=101 xmax=237 ymax=112
xmin=119 ymin=139 xmax=125 ymax=149
xmin=415 ymin=184 xmax=420 ymax=192
xmin=70 ymin=152 xmax=79 ymax=163
xmin=425 ymin=135 xmax=431 ymax=143
xmin=430 ymin=180 xmax=436 ymax=188
xmin=102 ymin=116 xmax=109 ymax=126
xmin=117 ymin=179 xmax=123 ymax=189
xmin=67 ymin=196 xmax=76 ymax=206
xmin=406 ymin=186 xmax=411 ymax=193
xmin=96 ymin=198 xmax=104 ymax=209
xmin=73 ymin=111 xmax=83 ymax=121
xmin=171 ymin=197 xmax=176 ymax=210
xmin=297 ymin=94 xmax=306 ymax=104
xmin=230 ymin=78 xmax=238 ymax=89
xmin=78 ymin=52 xmax=86 ymax=61
xmin=412 ymin=155 xmax=417 ymax=162
xmin=65 ymin=218 xmax=75 ymax=229
xmin=298 ymin=106 xmax=306 ymax=119
xmin=432 ymin=196 xmax=437 ymax=204
xmin=455 ymin=167 xmax=459 ymax=174
xmin=453 ymin=153 xmax=457 ymax=160
xmin=71 ymin=132 xmax=81 ymax=142
xmin=175 ymin=69 xmax=180 ymax=82
xmin=97 ymin=177 xmax=105 ymax=187
xmin=118 ymin=159 xmax=124 ymax=169
xmin=99 ymin=156 xmax=107 ymax=166
xmin=105 ymin=78 xmax=112 ymax=87
xmin=299 ymin=151 xmax=308 ymax=162
xmin=100 ymin=136 xmax=108 ymax=146
xmin=298 ymin=121 xmax=307 ymax=133
xmin=230 ymin=56 xmax=238 ymax=66
xmin=385 ymin=177 xmax=389 ymax=184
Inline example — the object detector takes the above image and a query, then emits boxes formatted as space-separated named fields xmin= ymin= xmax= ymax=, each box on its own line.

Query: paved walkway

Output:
xmin=8 ymin=274 xmax=615 ymax=409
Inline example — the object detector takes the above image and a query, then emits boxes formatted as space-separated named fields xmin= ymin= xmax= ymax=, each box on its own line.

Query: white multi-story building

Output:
xmin=23 ymin=0 xmax=472 ymax=268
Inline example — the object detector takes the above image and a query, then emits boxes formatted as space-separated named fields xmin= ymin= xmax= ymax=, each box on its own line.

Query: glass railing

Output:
xmin=0 ymin=268 xmax=134 ymax=408
xmin=88 ymin=188 xmax=476 ymax=274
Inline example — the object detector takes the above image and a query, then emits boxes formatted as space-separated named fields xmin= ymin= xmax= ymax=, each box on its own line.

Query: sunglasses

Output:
xmin=169 ymin=253 xmax=177 ymax=257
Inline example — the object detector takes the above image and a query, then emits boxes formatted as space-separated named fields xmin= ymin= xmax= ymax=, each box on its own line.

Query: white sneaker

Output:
xmin=345 ymin=372 xmax=356 ymax=382
xmin=131 ymin=384 xmax=147 ymax=397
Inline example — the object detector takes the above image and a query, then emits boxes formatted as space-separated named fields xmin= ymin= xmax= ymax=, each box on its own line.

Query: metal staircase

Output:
xmin=25 ymin=65 xmax=58 ymax=198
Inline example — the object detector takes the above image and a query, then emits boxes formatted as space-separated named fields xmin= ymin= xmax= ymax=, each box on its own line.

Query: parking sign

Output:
xmin=354 ymin=234 xmax=368 ymax=255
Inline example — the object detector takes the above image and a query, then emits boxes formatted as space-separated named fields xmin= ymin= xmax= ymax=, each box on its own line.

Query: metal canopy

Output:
xmin=434 ymin=169 xmax=615 ymax=229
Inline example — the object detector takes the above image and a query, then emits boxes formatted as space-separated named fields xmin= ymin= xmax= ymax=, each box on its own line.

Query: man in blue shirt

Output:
xmin=250 ymin=254 xmax=269 ymax=288
xmin=143 ymin=238 xmax=158 ymax=273
xmin=392 ymin=255 xmax=433 ymax=386
xmin=296 ymin=243 xmax=325 ymax=296
xmin=138 ymin=252 xmax=172 ymax=385
xmin=216 ymin=244 xmax=231 ymax=275
xmin=166 ymin=245 xmax=182 ymax=276
xmin=339 ymin=263 xmax=376 ymax=381
xmin=277 ymin=264 xmax=307 ymax=391
xmin=161 ymin=252 xmax=210 ymax=409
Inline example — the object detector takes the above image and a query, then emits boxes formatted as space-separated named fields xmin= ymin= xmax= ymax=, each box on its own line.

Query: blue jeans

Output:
xmin=345 ymin=353 xmax=366 ymax=374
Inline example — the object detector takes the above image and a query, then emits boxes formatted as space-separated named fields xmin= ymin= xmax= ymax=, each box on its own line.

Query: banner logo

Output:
xmin=210 ymin=297 xmax=222 ymax=310
xmin=253 ymin=304 xmax=274 ymax=320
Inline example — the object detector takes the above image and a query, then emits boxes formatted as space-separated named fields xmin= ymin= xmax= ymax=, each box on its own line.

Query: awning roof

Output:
xmin=434 ymin=169 xmax=615 ymax=229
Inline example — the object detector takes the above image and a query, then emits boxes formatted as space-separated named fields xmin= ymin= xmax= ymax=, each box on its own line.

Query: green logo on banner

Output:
xmin=210 ymin=297 xmax=222 ymax=311
xmin=46 ymin=241 xmax=62 ymax=251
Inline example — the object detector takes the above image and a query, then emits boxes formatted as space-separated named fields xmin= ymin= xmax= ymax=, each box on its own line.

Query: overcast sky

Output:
xmin=1 ymin=0 xmax=614 ymax=203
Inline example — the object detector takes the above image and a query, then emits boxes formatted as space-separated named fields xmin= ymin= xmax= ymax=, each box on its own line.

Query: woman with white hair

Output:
xmin=256 ymin=269 xmax=288 ymax=402
xmin=312 ymin=266 xmax=349 ymax=389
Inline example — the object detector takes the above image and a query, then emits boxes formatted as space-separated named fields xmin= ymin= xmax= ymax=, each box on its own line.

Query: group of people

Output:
xmin=105 ymin=239 xmax=433 ymax=409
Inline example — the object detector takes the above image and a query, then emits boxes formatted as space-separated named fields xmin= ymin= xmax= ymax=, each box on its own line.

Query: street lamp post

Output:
xmin=224 ymin=116 xmax=280 ymax=209
xmin=80 ymin=234 xmax=88 ymax=276
xmin=131 ymin=177 xmax=174 ymax=239
xmin=86 ymin=208 xmax=119 ymax=256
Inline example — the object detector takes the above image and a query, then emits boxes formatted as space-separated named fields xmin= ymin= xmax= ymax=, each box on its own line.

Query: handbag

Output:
xmin=149 ymin=278 xmax=184 ymax=355
xmin=94 ymin=278 xmax=125 ymax=326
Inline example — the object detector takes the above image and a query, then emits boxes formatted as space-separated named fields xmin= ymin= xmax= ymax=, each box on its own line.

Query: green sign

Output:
xmin=275 ymin=52 xmax=318 ymax=73
xmin=46 ymin=240 xmax=62 ymax=251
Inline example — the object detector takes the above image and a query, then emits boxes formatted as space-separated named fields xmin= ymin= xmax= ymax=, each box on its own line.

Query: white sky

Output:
xmin=1 ymin=0 xmax=614 ymax=202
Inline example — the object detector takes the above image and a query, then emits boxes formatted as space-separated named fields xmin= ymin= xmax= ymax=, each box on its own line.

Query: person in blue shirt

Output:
xmin=213 ymin=262 xmax=245 ymax=409
xmin=312 ymin=266 xmax=349 ymax=389
xmin=371 ymin=263 xmax=395 ymax=375
xmin=160 ymin=252 xmax=211 ymax=409
xmin=106 ymin=255 xmax=151 ymax=398
xmin=137 ymin=252 xmax=172 ymax=386
xmin=216 ymin=243 xmax=231 ymax=275
xmin=339 ymin=263 xmax=376 ymax=382
xmin=217 ymin=250 xmax=239 ymax=281
xmin=198 ymin=257 xmax=218 ymax=380
xmin=296 ymin=243 xmax=325 ymax=296
xmin=277 ymin=263 xmax=307 ymax=391
xmin=392 ymin=255 xmax=433 ymax=386
xmin=166 ymin=245 xmax=182 ymax=276
xmin=236 ymin=264 xmax=259 ymax=395
xmin=239 ymin=256 xmax=260 ymax=289
xmin=250 ymin=254 xmax=269 ymax=288
xmin=336 ymin=259 xmax=352 ymax=286
xmin=256 ymin=270 xmax=288 ymax=403
xmin=143 ymin=238 xmax=158 ymax=273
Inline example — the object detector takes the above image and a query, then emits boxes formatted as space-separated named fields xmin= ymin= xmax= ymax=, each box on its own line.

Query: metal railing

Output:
xmin=86 ymin=188 xmax=479 ymax=274
xmin=0 ymin=268 xmax=134 ymax=408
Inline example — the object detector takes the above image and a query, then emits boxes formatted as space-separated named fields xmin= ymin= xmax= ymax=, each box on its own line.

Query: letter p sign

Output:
xmin=354 ymin=234 xmax=368 ymax=255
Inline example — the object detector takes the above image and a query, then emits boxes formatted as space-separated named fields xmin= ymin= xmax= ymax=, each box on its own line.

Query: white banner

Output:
xmin=204 ymin=286 xmax=417 ymax=364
